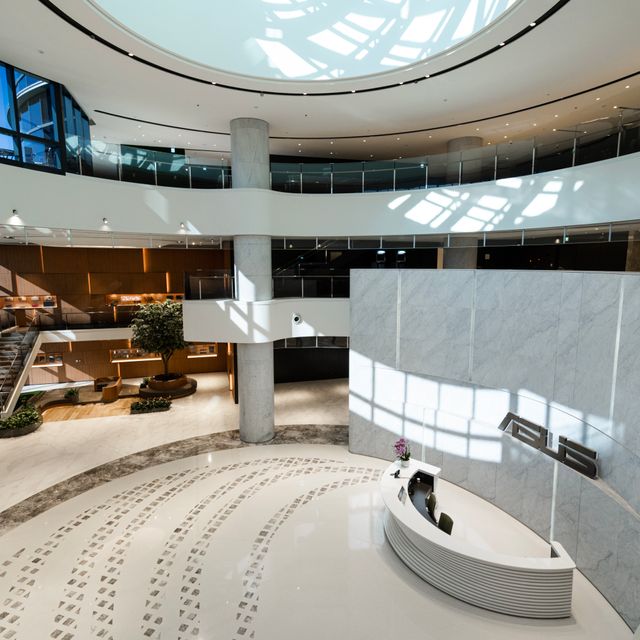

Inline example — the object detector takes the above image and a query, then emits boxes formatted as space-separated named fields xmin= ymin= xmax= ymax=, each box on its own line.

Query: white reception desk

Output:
xmin=381 ymin=460 xmax=575 ymax=619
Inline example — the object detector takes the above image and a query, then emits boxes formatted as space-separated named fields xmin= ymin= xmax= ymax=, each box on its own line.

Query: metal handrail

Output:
xmin=63 ymin=116 xmax=640 ymax=192
xmin=0 ymin=317 xmax=39 ymax=410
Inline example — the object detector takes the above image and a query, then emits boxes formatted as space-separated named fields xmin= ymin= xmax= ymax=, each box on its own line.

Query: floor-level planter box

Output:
xmin=0 ymin=418 xmax=42 ymax=438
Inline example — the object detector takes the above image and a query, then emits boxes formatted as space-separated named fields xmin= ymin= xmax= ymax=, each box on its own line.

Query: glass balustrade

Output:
xmin=35 ymin=115 xmax=640 ymax=193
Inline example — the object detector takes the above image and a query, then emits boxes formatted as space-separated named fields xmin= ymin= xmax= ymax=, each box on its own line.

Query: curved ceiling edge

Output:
xmin=93 ymin=69 xmax=640 ymax=141
xmin=39 ymin=0 xmax=571 ymax=98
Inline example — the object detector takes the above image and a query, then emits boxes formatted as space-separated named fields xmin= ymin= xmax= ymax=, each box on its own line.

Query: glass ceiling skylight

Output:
xmin=91 ymin=0 xmax=519 ymax=81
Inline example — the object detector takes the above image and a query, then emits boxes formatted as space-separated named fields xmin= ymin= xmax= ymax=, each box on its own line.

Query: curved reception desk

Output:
xmin=381 ymin=460 xmax=575 ymax=619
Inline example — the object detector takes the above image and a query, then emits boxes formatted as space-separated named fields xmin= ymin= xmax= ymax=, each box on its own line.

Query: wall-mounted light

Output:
xmin=180 ymin=222 xmax=185 ymax=229
xmin=102 ymin=217 xmax=109 ymax=225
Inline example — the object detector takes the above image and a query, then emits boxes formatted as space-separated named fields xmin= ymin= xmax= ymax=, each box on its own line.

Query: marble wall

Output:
xmin=349 ymin=269 xmax=640 ymax=630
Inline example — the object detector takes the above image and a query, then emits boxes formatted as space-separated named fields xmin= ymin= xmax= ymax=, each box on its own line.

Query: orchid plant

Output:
xmin=394 ymin=437 xmax=411 ymax=462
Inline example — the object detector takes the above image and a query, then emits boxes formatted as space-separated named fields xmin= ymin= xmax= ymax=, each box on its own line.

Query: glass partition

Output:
xmin=461 ymin=146 xmax=495 ymax=184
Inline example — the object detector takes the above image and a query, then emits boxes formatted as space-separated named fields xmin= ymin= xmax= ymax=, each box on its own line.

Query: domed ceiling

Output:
xmin=89 ymin=0 xmax=519 ymax=81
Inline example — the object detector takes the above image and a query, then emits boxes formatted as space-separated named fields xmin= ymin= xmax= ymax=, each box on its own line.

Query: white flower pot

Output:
xmin=400 ymin=459 xmax=410 ymax=468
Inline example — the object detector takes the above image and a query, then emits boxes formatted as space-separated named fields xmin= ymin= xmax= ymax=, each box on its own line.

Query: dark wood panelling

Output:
xmin=0 ymin=246 xmax=43 ymax=273
xmin=88 ymin=248 xmax=144 ymax=273
xmin=28 ymin=340 xmax=226 ymax=384
xmin=42 ymin=247 xmax=89 ymax=274
xmin=18 ymin=273 xmax=90 ymax=295
xmin=88 ymin=273 xmax=167 ymax=294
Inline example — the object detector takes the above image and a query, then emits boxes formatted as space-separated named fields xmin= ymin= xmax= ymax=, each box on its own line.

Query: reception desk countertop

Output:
xmin=381 ymin=460 xmax=575 ymax=618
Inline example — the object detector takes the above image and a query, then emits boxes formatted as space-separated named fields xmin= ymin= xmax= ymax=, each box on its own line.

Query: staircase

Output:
xmin=0 ymin=321 xmax=42 ymax=418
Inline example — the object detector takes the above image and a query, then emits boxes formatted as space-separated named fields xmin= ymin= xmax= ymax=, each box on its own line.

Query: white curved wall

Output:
xmin=183 ymin=298 xmax=349 ymax=344
xmin=1 ymin=154 xmax=639 ymax=237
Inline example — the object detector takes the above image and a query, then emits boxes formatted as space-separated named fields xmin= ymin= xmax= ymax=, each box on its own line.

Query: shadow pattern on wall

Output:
xmin=348 ymin=268 xmax=640 ymax=630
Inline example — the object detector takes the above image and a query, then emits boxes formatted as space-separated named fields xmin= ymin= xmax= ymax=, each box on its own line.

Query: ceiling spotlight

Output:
xmin=499 ymin=42 xmax=505 ymax=46
xmin=425 ymin=74 xmax=430 ymax=78
xmin=180 ymin=222 xmax=185 ymax=229
xmin=596 ymin=97 xmax=601 ymax=101
xmin=363 ymin=139 xmax=367 ymax=142
xmin=302 ymin=92 xmax=307 ymax=95
xmin=625 ymin=85 xmax=630 ymax=89
xmin=128 ymin=52 xmax=134 ymax=57
xmin=554 ymin=114 xmax=558 ymax=118
xmin=529 ymin=21 xmax=536 ymax=27
xmin=211 ymin=81 xmax=216 ymax=85
xmin=351 ymin=89 xmax=356 ymax=93
xmin=398 ymin=81 xmax=403 ymax=85
xmin=102 ymin=217 xmax=108 ymax=225
xmin=330 ymin=141 xmax=334 ymax=144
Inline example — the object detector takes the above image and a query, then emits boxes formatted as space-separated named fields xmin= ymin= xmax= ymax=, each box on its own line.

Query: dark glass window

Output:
xmin=21 ymin=138 xmax=61 ymax=169
xmin=0 ymin=132 xmax=18 ymax=161
xmin=0 ymin=65 xmax=15 ymax=131
xmin=14 ymin=69 xmax=58 ymax=140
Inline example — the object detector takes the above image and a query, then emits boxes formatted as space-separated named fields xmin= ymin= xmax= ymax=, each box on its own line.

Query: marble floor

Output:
xmin=1 ymin=374 xmax=348 ymax=513
xmin=0 ymin=445 xmax=630 ymax=640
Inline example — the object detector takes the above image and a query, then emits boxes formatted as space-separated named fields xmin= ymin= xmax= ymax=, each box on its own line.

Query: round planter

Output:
xmin=400 ymin=459 xmax=410 ymax=468
xmin=148 ymin=375 xmax=187 ymax=391
xmin=0 ymin=418 xmax=42 ymax=438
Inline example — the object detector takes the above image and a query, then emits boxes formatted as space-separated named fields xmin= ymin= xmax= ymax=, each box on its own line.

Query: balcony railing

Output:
xmin=62 ymin=115 xmax=640 ymax=194
xmin=184 ymin=272 xmax=350 ymax=300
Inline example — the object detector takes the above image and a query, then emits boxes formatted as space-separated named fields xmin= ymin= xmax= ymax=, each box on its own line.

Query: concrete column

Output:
xmin=443 ymin=236 xmax=479 ymax=269
xmin=231 ymin=118 xmax=274 ymax=443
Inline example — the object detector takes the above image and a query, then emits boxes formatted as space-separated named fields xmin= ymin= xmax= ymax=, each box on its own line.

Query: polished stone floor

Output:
xmin=1 ymin=374 xmax=348 ymax=512
xmin=0 ymin=445 xmax=630 ymax=640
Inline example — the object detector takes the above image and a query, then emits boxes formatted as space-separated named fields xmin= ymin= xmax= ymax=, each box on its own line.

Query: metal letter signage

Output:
xmin=498 ymin=412 xmax=598 ymax=479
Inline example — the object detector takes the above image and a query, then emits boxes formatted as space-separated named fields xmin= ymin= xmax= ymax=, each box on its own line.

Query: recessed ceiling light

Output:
xmin=533 ymin=123 xmax=537 ymax=126
xmin=505 ymin=123 xmax=509 ymax=126
xmin=370 ymin=154 xmax=373 ymax=157
xmin=614 ymin=105 xmax=618 ymax=109
xmin=396 ymin=137 xmax=400 ymax=140
xmin=553 ymin=128 xmax=557 ymax=131
xmin=499 ymin=42 xmax=505 ymax=46
xmin=596 ymin=97 xmax=601 ymax=101
xmin=351 ymin=89 xmax=356 ymax=93
xmin=303 ymin=92 xmax=307 ymax=95
xmin=554 ymin=114 xmax=559 ymax=117
xmin=137 ymin=125 xmax=142 ymax=129
xmin=625 ymin=85 xmax=630 ymax=89
xmin=298 ymin=150 xmax=302 ymax=153
xmin=298 ymin=143 xmax=301 ymax=146
xmin=330 ymin=141 xmax=334 ymax=144
xmin=363 ymin=139 xmax=366 ymax=142
xmin=211 ymin=81 xmax=216 ymax=85
xmin=529 ymin=22 xmax=536 ymax=27
xmin=424 ymin=74 xmax=430 ymax=78
xmin=476 ymin=128 xmax=480 ymax=131
xmin=503 ymin=135 xmax=508 ymax=138
xmin=128 ymin=52 xmax=134 ymax=57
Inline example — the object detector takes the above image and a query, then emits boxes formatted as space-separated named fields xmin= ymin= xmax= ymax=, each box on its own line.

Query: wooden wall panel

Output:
xmin=42 ymin=247 xmax=89 ymax=274
xmin=88 ymin=248 xmax=144 ymax=273
xmin=88 ymin=273 xmax=167 ymax=294
xmin=17 ymin=273 xmax=90 ymax=295
xmin=143 ymin=248 xmax=229 ymax=273
xmin=0 ymin=246 xmax=43 ymax=273
xmin=28 ymin=340 xmax=226 ymax=384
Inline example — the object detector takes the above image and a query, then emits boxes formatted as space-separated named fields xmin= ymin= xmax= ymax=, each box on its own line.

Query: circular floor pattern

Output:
xmin=0 ymin=445 xmax=631 ymax=640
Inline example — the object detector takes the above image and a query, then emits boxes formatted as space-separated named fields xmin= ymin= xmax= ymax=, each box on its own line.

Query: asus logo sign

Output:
xmin=498 ymin=412 xmax=598 ymax=479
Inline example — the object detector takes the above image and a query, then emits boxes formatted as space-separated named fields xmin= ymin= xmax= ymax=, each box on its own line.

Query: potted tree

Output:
xmin=130 ymin=300 xmax=187 ymax=391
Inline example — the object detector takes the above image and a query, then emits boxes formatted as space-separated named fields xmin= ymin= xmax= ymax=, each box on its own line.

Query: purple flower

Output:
xmin=393 ymin=437 xmax=411 ymax=461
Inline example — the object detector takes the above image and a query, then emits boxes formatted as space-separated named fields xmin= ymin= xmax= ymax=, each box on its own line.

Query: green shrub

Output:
xmin=0 ymin=406 xmax=41 ymax=430
xmin=131 ymin=396 xmax=172 ymax=413
xmin=64 ymin=387 xmax=80 ymax=400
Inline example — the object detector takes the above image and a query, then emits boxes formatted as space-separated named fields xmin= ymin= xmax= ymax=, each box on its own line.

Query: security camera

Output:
xmin=292 ymin=313 xmax=302 ymax=325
